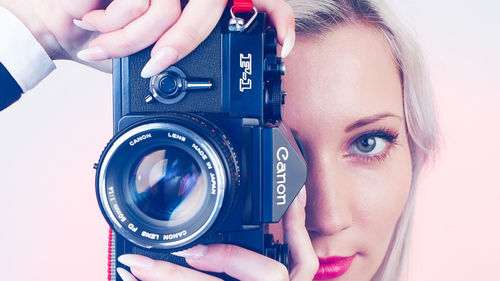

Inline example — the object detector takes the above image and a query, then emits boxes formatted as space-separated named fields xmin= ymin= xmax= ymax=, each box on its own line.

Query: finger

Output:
xmin=140 ymin=0 xmax=227 ymax=78
xmin=79 ymin=0 xmax=181 ymax=61
xmin=172 ymin=244 xmax=289 ymax=281
xmin=76 ymin=59 xmax=113 ymax=73
xmin=283 ymin=186 xmax=319 ymax=280
xmin=117 ymin=254 xmax=222 ymax=281
xmin=60 ymin=0 xmax=111 ymax=19
xmin=81 ymin=0 xmax=150 ymax=33
xmin=95 ymin=59 xmax=113 ymax=73
xmin=253 ymin=0 xmax=295 ymax=57
xmin=116 ymin=267 xmax=138 ymax=281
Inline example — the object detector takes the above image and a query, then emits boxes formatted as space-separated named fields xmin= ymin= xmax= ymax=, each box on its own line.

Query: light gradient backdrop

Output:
xmin=0 ymin=0 xmax=499 ymax=280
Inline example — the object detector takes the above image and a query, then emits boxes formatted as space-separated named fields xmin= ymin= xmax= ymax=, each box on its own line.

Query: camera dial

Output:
xmin=147 ymin=66 xmax=213 ymax=105
xmin=263 ymin=28 xmax=286 ymax=123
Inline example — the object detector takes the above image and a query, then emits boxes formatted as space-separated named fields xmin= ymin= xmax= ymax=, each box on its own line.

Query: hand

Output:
xmin=0 ymin=0 xmax=113 ymax=71
xmin=116 ymin=187 xmax=318 ymax=281
xmin=0 ymin=0 xmax=295 ymax=77
xmin=77 ymin=0 xmax=296 ymax=78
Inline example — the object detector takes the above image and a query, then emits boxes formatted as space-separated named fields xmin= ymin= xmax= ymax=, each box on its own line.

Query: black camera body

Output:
xmin=95 ymin=9 xmax=306 ymax=281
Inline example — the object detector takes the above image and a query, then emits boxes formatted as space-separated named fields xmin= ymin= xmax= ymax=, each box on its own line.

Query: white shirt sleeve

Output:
xmin=0 ymin=6 xmax=56 ymax=92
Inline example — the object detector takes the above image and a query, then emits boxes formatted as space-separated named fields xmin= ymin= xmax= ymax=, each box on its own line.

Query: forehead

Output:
xmin=283 ymin=23 xmax=403 ymax=124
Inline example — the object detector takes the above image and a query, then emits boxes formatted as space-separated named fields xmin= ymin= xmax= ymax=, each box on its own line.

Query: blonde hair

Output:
xmin=285 ymin=0 xmax=440 ymax=280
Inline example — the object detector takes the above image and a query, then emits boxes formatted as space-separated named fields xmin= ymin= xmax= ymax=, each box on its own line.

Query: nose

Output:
xmin=305 ymin=150 xmax=353 ymax=236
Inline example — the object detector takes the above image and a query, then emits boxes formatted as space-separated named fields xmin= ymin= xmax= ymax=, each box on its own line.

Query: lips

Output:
xmin=314 ymin=254 xmax=356 ymax=280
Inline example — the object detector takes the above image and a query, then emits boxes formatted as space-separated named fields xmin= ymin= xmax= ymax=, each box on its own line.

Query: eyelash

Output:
xmin=344 ymin=128 xmax=400 ymax=164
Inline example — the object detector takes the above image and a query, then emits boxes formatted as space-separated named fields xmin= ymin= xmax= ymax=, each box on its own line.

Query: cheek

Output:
xmin=350 ymin=147 xmax=412 ymax=255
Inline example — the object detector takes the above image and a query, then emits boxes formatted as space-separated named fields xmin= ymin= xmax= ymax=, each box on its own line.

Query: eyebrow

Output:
xmin=344 ymin=113 xmax=403 ymax=132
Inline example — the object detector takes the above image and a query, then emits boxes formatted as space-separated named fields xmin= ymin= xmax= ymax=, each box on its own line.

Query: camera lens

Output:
xmin=129 ymin=147 xmax=206 ymax=225
xmin=96 ymin=116 xmax=239 ymax=250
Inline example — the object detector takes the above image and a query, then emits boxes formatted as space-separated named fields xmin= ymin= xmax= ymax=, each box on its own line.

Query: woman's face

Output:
xmin=282 ymin=23 xmax=413 ymax=280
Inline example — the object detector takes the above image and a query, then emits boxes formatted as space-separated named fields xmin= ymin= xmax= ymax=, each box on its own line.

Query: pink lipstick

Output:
xmin=314 ymin=254 xmax=356 ymax=280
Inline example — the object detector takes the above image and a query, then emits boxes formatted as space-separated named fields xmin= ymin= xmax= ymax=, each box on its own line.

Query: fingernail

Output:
xmin=77 ymin=47 xmax=108 ymax=62
xmin=280 ymin=27 xmax=295 ymax=58
xmin=118 ymin=254 xmax=154 ymax=270
xmin=298 ymin=187 xmax=306 ymax=207
xmin=171 ymin=244 xmax=208 ymax=258
xmin=73 ymin=19 xmax=97 ymax=31
xmin=116 ymin=267 xmax=138 ymax=281
xmin=141 ymin=47 xmax=178 ymax=78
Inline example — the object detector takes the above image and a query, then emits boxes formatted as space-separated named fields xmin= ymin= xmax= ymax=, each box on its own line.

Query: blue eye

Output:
xmin=348 ymin=130 xmax=398 ymax=156
xmin=349 ymin=136 xmax=387 ymax=154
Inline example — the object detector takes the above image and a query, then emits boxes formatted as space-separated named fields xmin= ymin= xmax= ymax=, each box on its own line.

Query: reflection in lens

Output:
xmin=130 ymin=147 xmax=207 ymax=225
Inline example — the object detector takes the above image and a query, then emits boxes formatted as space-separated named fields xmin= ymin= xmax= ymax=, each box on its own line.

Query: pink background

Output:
xmin=0 ymin=0 xmax=499 ymax=280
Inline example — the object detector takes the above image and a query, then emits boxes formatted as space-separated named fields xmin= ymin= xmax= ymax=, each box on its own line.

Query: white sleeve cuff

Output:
xmin=0 ymin=6 xmax=56 ymax=92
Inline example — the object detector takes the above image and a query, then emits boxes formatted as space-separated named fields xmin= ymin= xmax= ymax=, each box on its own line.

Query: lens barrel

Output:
xmin=96 ymin=114 xmax=239 ymax=250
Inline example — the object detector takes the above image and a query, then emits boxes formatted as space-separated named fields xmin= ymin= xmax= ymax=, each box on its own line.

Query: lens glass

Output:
xmin=129 ymin=146 xmax=207 ymax=226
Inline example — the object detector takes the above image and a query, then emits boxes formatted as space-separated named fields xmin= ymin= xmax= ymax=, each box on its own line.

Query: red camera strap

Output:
xmin=231 ymin=0 xmax=254 ymax=14
xmin=107 ymin=228 xmax=113 ymax=281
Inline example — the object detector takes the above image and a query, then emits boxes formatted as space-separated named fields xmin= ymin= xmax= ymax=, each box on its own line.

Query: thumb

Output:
xmin=282 ymin=186 xmax=319 ymax=280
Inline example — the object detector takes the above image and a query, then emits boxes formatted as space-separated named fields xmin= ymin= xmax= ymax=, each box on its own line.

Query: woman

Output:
xmin=110 ymin=1 xmax=439 ymax=280
xmin=0 ymin=0 xmax=438 ymax=280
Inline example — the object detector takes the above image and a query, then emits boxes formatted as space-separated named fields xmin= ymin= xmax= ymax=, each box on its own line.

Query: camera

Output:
xmin=95 ymin=7 xmax=306 ymax=281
